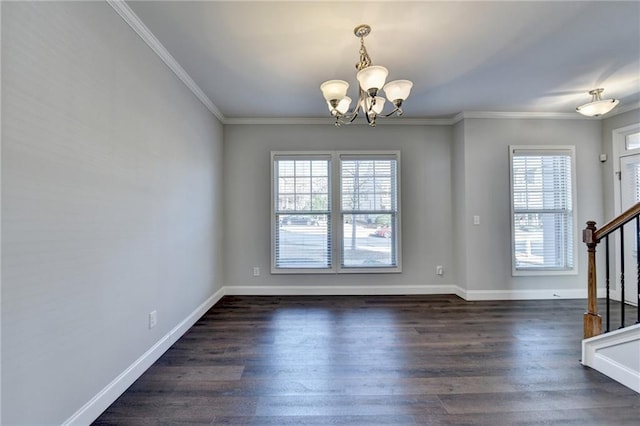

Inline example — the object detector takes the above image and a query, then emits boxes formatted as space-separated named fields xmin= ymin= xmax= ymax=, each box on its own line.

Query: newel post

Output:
xmin=583 ymin=221 xmax=602 ymax=338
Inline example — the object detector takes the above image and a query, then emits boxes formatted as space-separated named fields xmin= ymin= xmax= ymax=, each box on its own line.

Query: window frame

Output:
xmin=271 ymin=152 xmax=334 ymax=274
xmin=509 ymin=145 xmax=578 ymax=276
xmin=271 ymin=150 xmax=401 ymax=274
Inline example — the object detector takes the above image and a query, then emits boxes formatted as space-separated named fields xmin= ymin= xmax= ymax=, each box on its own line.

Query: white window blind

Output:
xmin=272 ymin=151 xmax=401 ymax=273
xmin=273 ymin=155 xmax=331 ymax=270
xmin=510 ymin=147 xmax=575 ymax=273
xmin=340 ymin=155 xmax=399 ymax=269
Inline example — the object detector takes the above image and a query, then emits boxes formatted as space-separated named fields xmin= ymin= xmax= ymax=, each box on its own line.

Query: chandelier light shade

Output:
xmin=576 ymin=88 xmax=619 ymax=117
xmin=356 ymin=65 xmax=388 ymax=93
xmin=320 ymin=80 xmax=349 ymax=103
xmin=383 ymin=80 xmax=413 ymax=104
xmin=334 ymin=96 xmax=352 ymax=115
xmin=320 ymin=24 xmax=413 ymax=126
xmin=361 ymin=96 xmax=386 ymax=115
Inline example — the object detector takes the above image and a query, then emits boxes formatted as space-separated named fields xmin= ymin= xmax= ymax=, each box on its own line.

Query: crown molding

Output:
xmin=225 ymin=111 xmax=609 ymax=126
xmin=106 ymin=0 xmax=225 ymax=122
xmin=452 ymin=111 xmax=584 ymax=123
xmin=223 ymin=117 xmax=455 ymax=126
xmin=452 ymin=105 xmax=640 ymax=123
xmin=606 ymin=102 xmax=640 ymax=118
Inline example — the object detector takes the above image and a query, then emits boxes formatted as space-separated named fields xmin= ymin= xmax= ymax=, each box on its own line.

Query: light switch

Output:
xmin=473 ymin=215 xmax=480 ymax=225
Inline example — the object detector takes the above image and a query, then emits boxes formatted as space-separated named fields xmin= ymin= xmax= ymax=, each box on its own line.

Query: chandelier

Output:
xmin=576 ymin=88 xmax=619 ymax=117
xmin=320 ymin=24 xmax=413 ymax=127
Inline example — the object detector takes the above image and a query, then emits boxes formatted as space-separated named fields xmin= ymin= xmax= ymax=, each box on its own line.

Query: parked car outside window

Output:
xmin=281 ymin=216 xmax=319 ymax=226
xmin=372 ymin=226 xmax=391 ymax=238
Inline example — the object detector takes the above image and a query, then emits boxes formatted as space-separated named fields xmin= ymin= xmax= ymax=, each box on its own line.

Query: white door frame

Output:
xmin=612 ymin=123 xmax=640 ymax=304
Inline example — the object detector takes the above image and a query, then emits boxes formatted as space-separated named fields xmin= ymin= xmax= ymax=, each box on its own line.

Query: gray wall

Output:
xmin=457 ymin=118 xmax=604 ymax=295
xmin=223 ymin=124 xmax=455 ymax=291
xmin=224 ymin=119 xmax=603 ymax=299
xmin=1 ymin=2 xmax=223 ymax=424
xmin=223 ymin=118 xmax=607 ymax=297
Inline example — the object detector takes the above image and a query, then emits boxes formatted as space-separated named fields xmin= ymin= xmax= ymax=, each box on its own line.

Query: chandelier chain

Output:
xmin=356 ymin=36 xmax=372 ymax=71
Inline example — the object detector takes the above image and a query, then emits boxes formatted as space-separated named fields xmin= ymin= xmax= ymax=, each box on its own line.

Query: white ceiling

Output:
xmin=126 ymin=1 xmax=640 ymax=121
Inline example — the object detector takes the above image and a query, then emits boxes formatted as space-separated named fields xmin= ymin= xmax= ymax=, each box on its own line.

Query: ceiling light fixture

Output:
xmin=576 ymin=88 xmax=619 ymax=117
xmin=320 ymin=24 xmax=413 ymax=127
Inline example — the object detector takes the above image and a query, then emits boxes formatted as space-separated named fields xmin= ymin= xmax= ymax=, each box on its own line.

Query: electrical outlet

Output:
xmin=149 ymin=310 xmax=157 ymax=329
xmin=253 ymin=267 xmax=260 ymax=276
xmin=436 ymin=265 xmax=444 ymax=276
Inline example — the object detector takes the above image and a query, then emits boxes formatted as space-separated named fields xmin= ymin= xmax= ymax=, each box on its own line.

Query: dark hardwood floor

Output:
xmin=94 ymin=295 xmax=640 ymax=425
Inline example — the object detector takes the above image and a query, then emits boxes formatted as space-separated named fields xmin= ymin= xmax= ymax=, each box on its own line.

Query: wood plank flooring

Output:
xmin=93 ymin=295 xmax=640 ymax=425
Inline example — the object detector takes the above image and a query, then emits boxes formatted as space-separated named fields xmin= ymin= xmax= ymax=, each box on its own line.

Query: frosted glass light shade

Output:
xmin=383 ymin=80 xmax=413 ymax=101
xmin=320 ymin=80 xmax=349 ymax=102
xmin=328 ymin=96 xmax=352 ymax=114
xmin=576 ymin=99 xmax=619 ymax=117
xmin=362 ymin=96 xmax=386 ymax=114
xmin=356 ymin=65 xmax=388 ymax=91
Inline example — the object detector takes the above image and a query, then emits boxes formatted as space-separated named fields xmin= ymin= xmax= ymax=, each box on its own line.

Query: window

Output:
xmin=625 ymin=131 xmax=640 ymax=151
xmin=272 ymin=154 xmax=332 ymax=270
xmin=272 ymin=151 xmax=401 ymax=273
xmin=510 ymin=146 xmax=576 ymax=275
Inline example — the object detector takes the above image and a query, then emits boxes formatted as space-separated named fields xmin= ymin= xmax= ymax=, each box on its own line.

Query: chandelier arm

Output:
xmin=332 ymin=104 xmax=362 ymax=126
xmin=337 ymin=89 xmax=365 ymax=121
xmin=382 ymin=106 xmax=403 ymax=117
xmin=336 ymin=112 xmax=359 ymax=125
xmin=363 ymin=109 xmax=375 ymax=126
xmin=336 ymin=101 xmax=361 ymax=121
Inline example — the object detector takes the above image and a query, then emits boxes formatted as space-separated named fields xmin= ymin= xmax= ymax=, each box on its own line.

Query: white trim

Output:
xmin=224 ymin=112 xmax=600 ymax=126
xmin=509 ymin=145 xmax=578 ymax=276
xmin=453 ymin=107 xmax=640 ymax=123
xmin=337 ymin=151 xmax=402 ymax=274
xmin=62 ymin=288 xmax=226 ymax=426
xmin=461 ymin=288 xmax=606 ymax=301
xmin=606 ymin=102 xmax=640 ymax=119
xmin=592 ymin=354 xmax=640 ymax=394
xmin=271 ymin=151 xmax=402 ymax=274
xmin=224 ymin=117 xmax=455 ymax=126
xmin=224 ymin=111 xmax=622 ymax=127
xmin=612 ymin=122 xmax=640 ymax=304
xmin=106 ymin=0 xmax=224 ymax=122
xmin=225 ymin=284 xmax=460 ymax=296
xmin=582 ymin=324 xmax=640 ymax=393
xmin=223 ymin=285 xmax=597 ymax=300
xmin=454 ymin=111 xmax=582 ymax=122
xmin=0 ymin=1 xmax=3 ymax=420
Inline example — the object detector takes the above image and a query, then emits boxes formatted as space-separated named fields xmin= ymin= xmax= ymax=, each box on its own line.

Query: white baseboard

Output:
xmin=224 ymin=284 xmax=461 ymax=296
xmin=63 ymin=287 xmax=226 ymax=426
xmin=225 ymin=284 xmax=599 ymax=301
xmin=460 ymin=288 xmax=606 ymax=301
xmin=582 ymin=324 xmax=640 ymax=393
xmin=592 ymin=354 xmax=640 ymax=394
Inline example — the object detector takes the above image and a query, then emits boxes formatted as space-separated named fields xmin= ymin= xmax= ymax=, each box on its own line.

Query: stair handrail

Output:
xmin=583 ymin=201 xmax=640 ymax=338
xmin=592 ymin=202 xmax=640 ymax=242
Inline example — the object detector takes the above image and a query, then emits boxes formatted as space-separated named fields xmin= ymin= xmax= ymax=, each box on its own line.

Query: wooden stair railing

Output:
xmin=583 ymin=201 xmax=640 ymax=338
